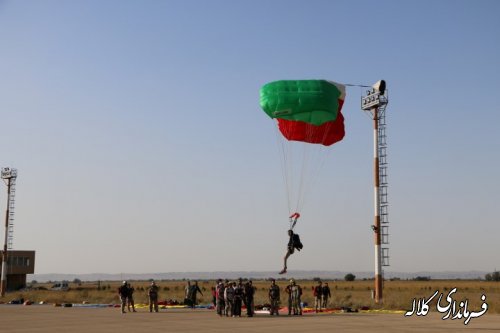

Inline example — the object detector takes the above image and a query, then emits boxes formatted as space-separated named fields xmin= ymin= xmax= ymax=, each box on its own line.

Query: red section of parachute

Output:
xmin=277 ymin=110 xmax=345 ymax=146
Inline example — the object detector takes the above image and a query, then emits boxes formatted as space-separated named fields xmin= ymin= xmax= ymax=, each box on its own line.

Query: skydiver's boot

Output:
xmin=279 ymin=268 xmax=287 ymax=275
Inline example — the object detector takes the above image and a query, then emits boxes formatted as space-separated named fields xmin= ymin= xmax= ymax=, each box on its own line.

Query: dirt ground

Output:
xmin=1 ymin=305 xmax=499 ymax=332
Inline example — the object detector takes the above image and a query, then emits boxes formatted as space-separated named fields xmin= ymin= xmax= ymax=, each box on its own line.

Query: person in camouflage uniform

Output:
xmin=290 ymin=279 xmax=302 ymax=315
xmin=215 ymin=279 xmax=225 ymax=316
xmin=285 ymin=279 xmax=294 ymax=315
xmin=313 ymin=280 xmax=323 ymax=313
xmin=148 ymin=281 xmax=159 ymax=313
xmin=224 ymin=281 xmax=235 ymax=317
xmin=268 ymin=279 xmax=280 ymax=316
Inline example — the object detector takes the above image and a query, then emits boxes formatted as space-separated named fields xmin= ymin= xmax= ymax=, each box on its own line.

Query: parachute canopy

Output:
xmin=259 ymin=79 xmax=347 ymax=216
xmin=260 ymin=80 xmax=346 ymax=125
xmin=260 ymin=80 xmax=346 ymax=146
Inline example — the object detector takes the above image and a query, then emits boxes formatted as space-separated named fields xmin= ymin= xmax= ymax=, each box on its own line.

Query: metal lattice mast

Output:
xmin=361 ymin=81 xmax=388 ymax=304
xmin=7 ymin=176 xmax=16 ymax=250
xmin=377 ymin=103 xmax=390 ymax=268
xmin=1 ymin=167 xmax=17 ymax=297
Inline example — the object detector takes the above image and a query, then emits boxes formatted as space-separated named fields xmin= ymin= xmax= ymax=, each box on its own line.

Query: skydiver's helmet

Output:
xmin=122 ymin=281 xmax=127 ymax=285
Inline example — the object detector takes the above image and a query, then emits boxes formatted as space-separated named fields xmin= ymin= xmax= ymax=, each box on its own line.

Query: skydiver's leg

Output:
xmin=280 ymin=250 xmax=292 ymax=274
xmin=284 ymin=251 xmax=291 ymax=269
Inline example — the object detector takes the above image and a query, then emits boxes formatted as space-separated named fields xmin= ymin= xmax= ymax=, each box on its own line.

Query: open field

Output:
xmin=3 ymin=279 xmax=499 ymax=314
xmin=1 ymin=305 xmax=499 ymax=333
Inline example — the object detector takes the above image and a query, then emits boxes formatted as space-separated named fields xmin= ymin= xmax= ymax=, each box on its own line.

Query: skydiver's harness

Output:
xmin=289 ymin=212 xmax=300 ymax=230
xmin=288 ymin=213 xmax=303 ymax=251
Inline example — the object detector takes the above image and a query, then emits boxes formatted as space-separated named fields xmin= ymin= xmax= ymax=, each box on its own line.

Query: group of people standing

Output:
xmin=118 ymin=278 xmax=333 ymax=315
xmin=118 ymin=280 xmax=160 ymax=313
xmin=313 ymin=280 xmax=332 ymax=313
xmin=184 ymin=280 xmax=203 ymax=308
xmin=269 ymin=279 xmax=332 ymax=315
xmin=117 ymin=281 xmax=137 ymax=313
xmin=215 ymin=278 xmax=256 ymax=317
xmin=268 ymin=278 xmax=303 ymax=315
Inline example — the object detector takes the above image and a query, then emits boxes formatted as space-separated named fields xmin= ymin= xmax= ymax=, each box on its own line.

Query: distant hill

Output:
xmin=28 ymin=270 xmax=488 ymax=282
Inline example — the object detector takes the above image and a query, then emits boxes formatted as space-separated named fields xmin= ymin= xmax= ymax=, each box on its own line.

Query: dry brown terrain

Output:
xmin=4 ymin=279 xmax=499 ymax=314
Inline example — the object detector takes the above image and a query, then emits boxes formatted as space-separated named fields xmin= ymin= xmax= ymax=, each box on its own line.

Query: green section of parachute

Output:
xmin=260 ymin=80 xmax=342 ymax=126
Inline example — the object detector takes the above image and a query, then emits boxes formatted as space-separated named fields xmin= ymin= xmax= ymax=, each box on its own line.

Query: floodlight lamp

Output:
xmin=373 ymin=80 xmax=386 ymax=95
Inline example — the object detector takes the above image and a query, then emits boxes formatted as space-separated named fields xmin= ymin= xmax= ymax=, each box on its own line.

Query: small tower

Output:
xmin=361 ymin=81 xmax=389 ymax=304
xmin=1 ymin=168 xmax=17 ymax=297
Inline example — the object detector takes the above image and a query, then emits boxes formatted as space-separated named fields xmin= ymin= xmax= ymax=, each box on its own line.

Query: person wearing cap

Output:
xmin=118 ymin=281 xmax=129 ymax=314
xmin=268 ymin=279 xmax=280 ymax=316
xmin=148 ymin=281 xmax=159 ymax=313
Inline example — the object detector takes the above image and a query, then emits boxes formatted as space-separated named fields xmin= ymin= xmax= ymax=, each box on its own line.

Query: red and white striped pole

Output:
xmin=373 ymin=107 xmax=383 ymax=303
xmin=362 ymin=81 xmax=387 ymax=304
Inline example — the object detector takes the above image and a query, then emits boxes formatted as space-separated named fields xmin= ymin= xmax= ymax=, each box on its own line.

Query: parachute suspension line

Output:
xmin=274 ymin=119 xmax=315 ymax=215
xmin=271 ymin=115 xmax=341 ymax=217
xmin=287 ymin=120 xmax=302 ymax=213
xmin=261 ymin=80 xmax=346 ymax=224
xmin=292 ymin=122 xmax=333 ymax=214
xmin=295 ymin=122 xmax=313 ymax=212
xmin=274 ymin=122 xmax=291 ymax=214
xmin=296 ymin=140 xmax=309 ymax=213
xmin=295 ymin=120 xmax=332 ymax=213
xmin=291 ymin=119 xmax=314 ymax=214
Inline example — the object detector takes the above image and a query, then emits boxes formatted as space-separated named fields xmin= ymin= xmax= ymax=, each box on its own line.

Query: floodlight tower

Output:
xmin=1 ymin=167 xmax=17 ymax=297
xmin=361 ymin=81 xmax=389 ymax=304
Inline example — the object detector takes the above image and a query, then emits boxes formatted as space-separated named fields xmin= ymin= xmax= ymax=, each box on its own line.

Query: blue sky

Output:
xmin=1 ymin=0 xmax=499 ymax=275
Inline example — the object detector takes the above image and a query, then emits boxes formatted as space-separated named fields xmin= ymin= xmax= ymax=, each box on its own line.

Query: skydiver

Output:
xmin=279 ymin=213 xmax=303 ymax=275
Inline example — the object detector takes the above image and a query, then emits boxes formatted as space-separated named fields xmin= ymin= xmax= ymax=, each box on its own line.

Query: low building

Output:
xmin=0 ymin=250 xmax=36 ymax=291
